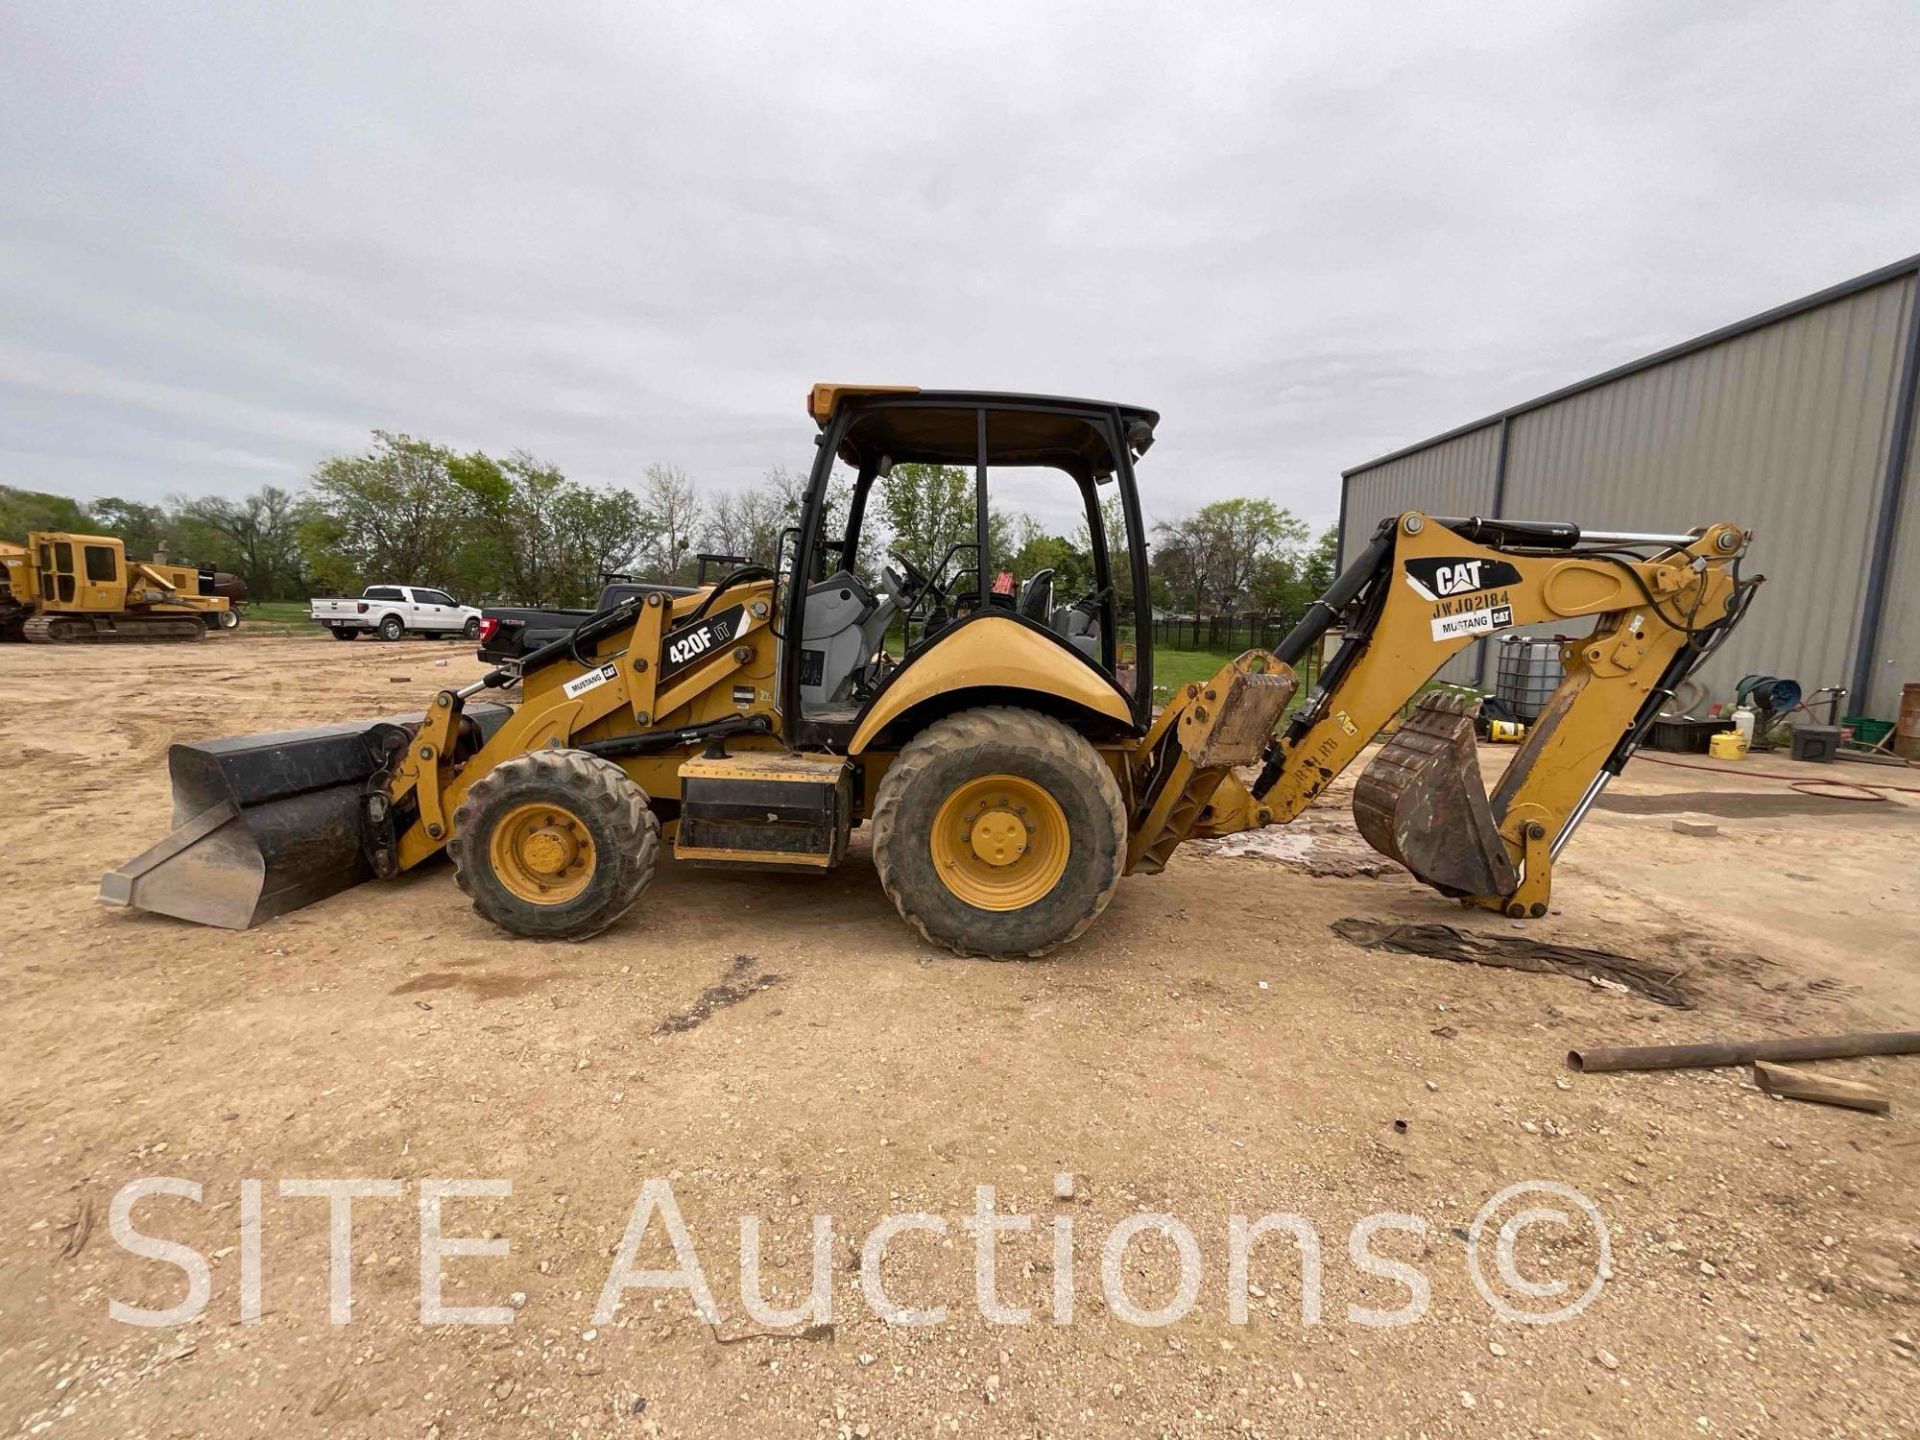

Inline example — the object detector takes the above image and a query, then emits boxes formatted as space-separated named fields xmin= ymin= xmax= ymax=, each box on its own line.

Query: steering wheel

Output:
xmin=1069 ymin=584 xmax=1114 ymax=614
xmin=886 ymin=549 xmax=943 ymax=609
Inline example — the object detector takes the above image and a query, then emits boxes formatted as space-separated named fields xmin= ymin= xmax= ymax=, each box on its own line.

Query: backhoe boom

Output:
xmin=1173 ymin=512 xmax=1755 ymax=916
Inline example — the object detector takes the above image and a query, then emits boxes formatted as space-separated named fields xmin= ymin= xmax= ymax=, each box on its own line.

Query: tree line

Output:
xmin=2 ymin=431 xmax=1337 ymax=619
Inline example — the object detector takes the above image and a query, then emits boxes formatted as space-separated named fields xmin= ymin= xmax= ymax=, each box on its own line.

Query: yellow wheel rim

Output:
xmin=929 ymin=772 xmax=1070 ymax=912
xmin=489 ymin=802 xmax=597 ymax=905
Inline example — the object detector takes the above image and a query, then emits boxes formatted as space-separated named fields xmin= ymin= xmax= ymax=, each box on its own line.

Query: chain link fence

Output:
xmin=1149 ymin=611 xmax=1307 ymax=655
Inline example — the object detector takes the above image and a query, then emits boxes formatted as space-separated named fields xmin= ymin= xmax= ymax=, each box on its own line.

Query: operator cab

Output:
xmin=783 ymin=387 xmax=1158 ymax=747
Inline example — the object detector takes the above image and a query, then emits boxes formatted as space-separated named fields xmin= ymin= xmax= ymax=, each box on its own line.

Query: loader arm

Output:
xmin=379 ymin=582 xmax=779 ymax=874
xmin=1146 ymin=512 xmax=1757 ymax=916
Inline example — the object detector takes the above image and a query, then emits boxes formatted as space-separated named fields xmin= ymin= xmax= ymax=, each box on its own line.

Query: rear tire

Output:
xmin=378 ymin=615 xmax=405 ymax=641
xmin=218 ymin=609 xmax=240 ymax=630
xmin=450 ymin=748 xmax=658 ymax=940
xmin=330 ymin=627 xmax=359 ymax=641
xmin=872 ymin=707 xmax=1127 ymax=958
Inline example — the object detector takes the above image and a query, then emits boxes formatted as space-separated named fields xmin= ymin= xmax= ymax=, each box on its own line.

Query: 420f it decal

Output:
xmin=661 ymin=604 xmax=746 ymax=680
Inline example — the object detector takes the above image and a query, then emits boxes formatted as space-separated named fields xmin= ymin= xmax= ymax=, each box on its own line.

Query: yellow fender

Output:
xmin=848 ymin=615 xmax=1134 ymax=755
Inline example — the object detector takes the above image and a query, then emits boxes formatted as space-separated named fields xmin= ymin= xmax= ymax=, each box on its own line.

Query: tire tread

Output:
xmin=449 ymin=748 xmax=658 ymax=939
xmin=871 ymin=707 xmax=1127 ymax=958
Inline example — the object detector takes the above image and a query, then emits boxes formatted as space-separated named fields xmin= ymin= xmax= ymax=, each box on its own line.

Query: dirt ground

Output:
xmin=2 ymin=635 xmax=1916 ymax=1439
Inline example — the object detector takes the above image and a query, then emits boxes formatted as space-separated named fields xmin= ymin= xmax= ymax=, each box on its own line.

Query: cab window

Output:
xmin=84 ymin=545 xmax=118 ymax=583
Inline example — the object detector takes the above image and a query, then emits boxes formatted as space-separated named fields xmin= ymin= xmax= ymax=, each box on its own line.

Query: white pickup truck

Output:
xmin=309 ymin=585 xmax=484 ymax=642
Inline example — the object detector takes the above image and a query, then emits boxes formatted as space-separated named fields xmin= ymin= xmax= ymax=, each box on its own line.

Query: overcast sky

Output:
xmin=3 ymin=0 xmax=1917 ymax=536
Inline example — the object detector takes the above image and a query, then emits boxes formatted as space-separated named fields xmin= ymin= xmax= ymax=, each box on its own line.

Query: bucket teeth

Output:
xmin=1353 ymin=692 xmax=1519 ymax=899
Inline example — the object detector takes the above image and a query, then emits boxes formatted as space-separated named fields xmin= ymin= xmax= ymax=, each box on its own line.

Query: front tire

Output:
xmin=378 ymin=615 xmax=405 ymax=641
xmin=462 ymin=616 xmax=481 ymax=641
xmin=871 ymin=707 xmax=1127 ymax=958
xmin=450 ymin=749 xmax=658 ymax=939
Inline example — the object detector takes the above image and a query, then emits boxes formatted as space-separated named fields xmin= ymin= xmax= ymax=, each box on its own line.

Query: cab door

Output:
xmin=81 ymin=543 xmax=123 ymax=611
xmin=416 ymin=589 xmax=458 ymax=631
xmin=33 ymin=536 xmax=89 ymax=610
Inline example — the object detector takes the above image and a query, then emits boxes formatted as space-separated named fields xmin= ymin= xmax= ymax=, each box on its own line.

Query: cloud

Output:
xmin=2 ymin=0 xmax=1916 ymax=534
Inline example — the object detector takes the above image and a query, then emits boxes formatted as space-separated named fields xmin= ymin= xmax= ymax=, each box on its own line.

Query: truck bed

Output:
xmin=477 ymin=583 xmax=698 ymax=664
xmin=476 ymin=605 xmax=594 ymax=663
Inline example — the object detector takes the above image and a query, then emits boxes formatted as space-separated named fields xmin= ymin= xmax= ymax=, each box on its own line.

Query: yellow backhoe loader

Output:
xmin=102 ymin=386 xmax=1759 ymax=952
xmin=2 ymin=532 xmax=232 ymax=643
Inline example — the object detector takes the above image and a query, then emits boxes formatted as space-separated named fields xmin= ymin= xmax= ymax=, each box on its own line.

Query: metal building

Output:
xmin=1338 ymin=253 xmax=1920 ymax=719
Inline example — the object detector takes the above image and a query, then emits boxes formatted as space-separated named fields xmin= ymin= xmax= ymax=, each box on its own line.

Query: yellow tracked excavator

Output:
xmin=2 ymin=533 xmax=232 ymax=643
xmin=102 ymin=386 xmax=1759 ymax=953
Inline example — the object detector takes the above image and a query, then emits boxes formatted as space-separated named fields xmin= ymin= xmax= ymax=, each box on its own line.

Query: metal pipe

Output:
xmin=1569 ymin=1031 xmax=1920 ymax=1074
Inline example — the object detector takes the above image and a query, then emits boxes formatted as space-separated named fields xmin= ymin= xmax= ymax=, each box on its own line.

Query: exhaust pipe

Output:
xmin=101 ymin=706 xmax=509 ymax=929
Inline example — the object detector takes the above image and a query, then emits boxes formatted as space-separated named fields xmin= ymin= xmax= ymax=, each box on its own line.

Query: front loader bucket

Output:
xmin=1352 ymin=692 xmax=1519 ymax=899
xmin=100 ymin=705 xmax=509 ymax=929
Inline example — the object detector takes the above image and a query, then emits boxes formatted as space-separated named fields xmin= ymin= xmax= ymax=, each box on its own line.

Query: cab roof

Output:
xmin=806 ymin=383 xmax=1158 ymax=479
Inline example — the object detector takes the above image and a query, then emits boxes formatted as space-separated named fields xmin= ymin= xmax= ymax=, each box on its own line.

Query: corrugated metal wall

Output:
xmin=1340 ymin=423 xmax=1500 ymax=683
xmin=1503 ymin=275 xmax=1913 ymax=708
xmin=1340 ymin=260 xmax=1920 ymax=718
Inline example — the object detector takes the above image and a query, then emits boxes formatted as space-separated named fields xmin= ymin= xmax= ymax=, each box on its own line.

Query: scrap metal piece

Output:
xmin=1353 ymin=692 xmax=1518 ymax=898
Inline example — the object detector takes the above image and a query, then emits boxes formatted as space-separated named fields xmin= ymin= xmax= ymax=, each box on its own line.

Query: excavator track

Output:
xmin=22 ymin=614 xmax=208 ymax=644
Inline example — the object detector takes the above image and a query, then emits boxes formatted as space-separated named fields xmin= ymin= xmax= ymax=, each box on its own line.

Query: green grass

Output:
xmin=245 ymin=601 xmax=311 ymax=623
xmin=1147 ymin=645 xmax=1352 ymax=720
xmin=232 ymin=600 xmax=332 ymax=637
xmin=1151 ymin=647 xmax=1243 ymax=696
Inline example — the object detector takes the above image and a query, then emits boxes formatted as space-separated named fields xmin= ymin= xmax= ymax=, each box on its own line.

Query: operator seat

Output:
xmin=798 ymin=570 xmax=897 ymax=708
xmin=1016 ymin=568 xmax=1055 ymax=622
xmin=1050 ymin=602 xmax=1100 ymax=659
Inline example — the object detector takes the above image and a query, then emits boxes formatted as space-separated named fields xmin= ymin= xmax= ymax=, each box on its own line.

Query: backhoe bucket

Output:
xmin=100 ymin=705 xmax=509 ymax=929
xmin=1352 ymin=692 xmax=1518 ymax=899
